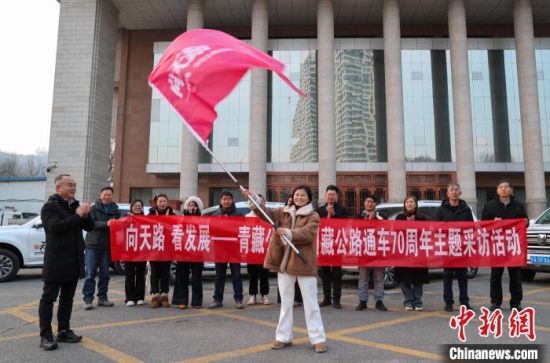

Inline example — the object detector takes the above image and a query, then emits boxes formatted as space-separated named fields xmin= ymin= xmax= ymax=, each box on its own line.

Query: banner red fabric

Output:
xmin=316 ymin=218 xmax=526 ymax=267
xmin=110 ymin=216 xmax=527 ymax=268
xmin=148 ymin=29 xmax=306 ymax=145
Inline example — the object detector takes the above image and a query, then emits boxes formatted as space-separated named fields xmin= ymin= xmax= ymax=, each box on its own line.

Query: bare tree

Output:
xmin=24 ymin=157 xmax=46 ymax=177
xmin=0 ymin=154 xmax=20 ymax=178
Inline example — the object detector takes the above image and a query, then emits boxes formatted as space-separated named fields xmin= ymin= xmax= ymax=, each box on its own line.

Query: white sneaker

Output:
xmin=247 ymin=295 xmax=257 ymax=305
xmin=405 ymin=305 xmax=413 ymax=311
xmin=126 ymin=301 xmax=135 ymax=307
xmin=261 ymin=295 xmax=271 ymax=305
xmin=136 ymin=300 xmax=145 ymax=306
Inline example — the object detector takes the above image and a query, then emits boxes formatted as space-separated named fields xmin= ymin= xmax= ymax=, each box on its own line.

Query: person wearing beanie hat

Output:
xmin=172 ymin=196 xmax=204 ymax=309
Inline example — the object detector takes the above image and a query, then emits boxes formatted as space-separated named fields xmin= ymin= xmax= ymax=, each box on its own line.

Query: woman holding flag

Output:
xmin=242 ymin=185 xmax=327 ymax=354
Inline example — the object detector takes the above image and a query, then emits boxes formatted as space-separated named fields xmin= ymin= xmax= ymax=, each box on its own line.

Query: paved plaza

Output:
xmin=1 ymin=268 xmax=548 ymax=362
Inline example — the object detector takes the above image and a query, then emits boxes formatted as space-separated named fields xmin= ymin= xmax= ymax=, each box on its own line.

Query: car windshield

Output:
xmin=375 ymin=206 xmax=402 ymax=220
xmin=22 ymin=216 xmax=42 ymax=227
xmin=536 ymin=208 xmax=550 ymax=224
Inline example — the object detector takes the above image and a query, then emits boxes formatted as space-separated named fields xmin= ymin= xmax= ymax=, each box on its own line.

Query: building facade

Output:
xmin=48 ymin=0 xmax=550 ymax=217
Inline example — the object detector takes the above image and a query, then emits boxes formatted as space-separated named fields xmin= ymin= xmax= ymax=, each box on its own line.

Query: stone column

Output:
xmin=46 ymin=0 xmax=118 ymax=200
xmin=448 ymin=0 xmax=477 ymax=212
xmin=179 ymin=0 xmax=204 ymax=199
xmin=249 ymin=0 xmax=268 ymax=197
xmin=317 ymin=0 xmax=336 ymax=202
xmin=514 ymin=0 xmax=547 ymax=217
xmin=383 ymin=0 xmax=406 ymax=202
xmin=431 ymin=50 xmax=452 ymax=162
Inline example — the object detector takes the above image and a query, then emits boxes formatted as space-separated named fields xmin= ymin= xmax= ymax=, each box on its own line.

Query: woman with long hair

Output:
xmin=395 ymin=195 xmax=429 ymax=311
xmin=172 ymin=196 xmax=204 ymax=309
xmin=124 ymin=199 xmax=147 ymax=306
xmin=148 ymin=193 xmax=175 ymax=308
xmin=242 ymin=185 xmax=326 ymax=353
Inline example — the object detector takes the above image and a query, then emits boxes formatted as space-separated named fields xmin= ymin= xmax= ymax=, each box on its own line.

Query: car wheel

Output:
xmin=0 ymin=249 xmax=20 ymax=283
xmin=384 ymin=266 xmax=397 ymax=290
xmin=521 ymin=269 xmax=536 ymax=282
xmin=466 ymin=267 xmax=478 ymax=279
xmin=112 ymin=261 xmax=126 ymax=275
xmin=170 ymin=262 xmax=177 ymax=285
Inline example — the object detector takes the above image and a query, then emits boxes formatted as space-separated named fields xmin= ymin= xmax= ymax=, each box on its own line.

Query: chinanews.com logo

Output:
xmin=443 ymin=306 xmax=544 ymax=362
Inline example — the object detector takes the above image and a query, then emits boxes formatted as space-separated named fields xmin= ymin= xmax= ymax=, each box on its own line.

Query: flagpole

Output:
xmin=202 ymin=143 xmax=309 ymax=265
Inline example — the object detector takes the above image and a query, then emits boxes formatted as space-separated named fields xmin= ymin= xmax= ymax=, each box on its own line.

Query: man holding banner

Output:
xmin=316 ymin=185 xmax=347 ymax=309
xmin=481 ymin=180 xmax=528 ymax=312
xmin=434 ymin=183 xmax=473 ymax=313
xmin=209 ymin=191 xmax=245 ymax=310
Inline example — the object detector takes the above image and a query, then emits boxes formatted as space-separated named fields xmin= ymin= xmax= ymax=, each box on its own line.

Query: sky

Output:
xmin=0 ymin=1 xmax=60 ymax=155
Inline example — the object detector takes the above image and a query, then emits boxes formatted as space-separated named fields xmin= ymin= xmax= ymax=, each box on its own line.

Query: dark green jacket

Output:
xmin=84 ymin=200 xmax=120 ymax=250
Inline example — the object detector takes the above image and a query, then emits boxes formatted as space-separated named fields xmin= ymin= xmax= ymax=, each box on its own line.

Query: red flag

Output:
xmin=148 ymin=29 xmax=306 ymax=145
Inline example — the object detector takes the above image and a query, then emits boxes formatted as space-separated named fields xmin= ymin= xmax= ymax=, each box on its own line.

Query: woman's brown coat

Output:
xmin=254 ymin=203 xmax=319 ymax=276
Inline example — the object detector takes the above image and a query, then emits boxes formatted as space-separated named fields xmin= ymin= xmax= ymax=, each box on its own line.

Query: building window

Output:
xmin=536 ymin=49 xmax=550 ymax=163
xmin=269 ymin=50 xmax=318 ymax=163
xmin=402 ymin=50 xmax=440 ymax=162
xmin=149 ymin=42 xmax=250 ymax=165
xmin=334 ymin=49 xmax=387 ymax=162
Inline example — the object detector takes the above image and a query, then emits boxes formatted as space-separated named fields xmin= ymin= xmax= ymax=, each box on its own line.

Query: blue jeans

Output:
xmin=82 ymin=248 xmax=110 ymax=303
xmin=213 ymin=263 xmax=243 ymax=302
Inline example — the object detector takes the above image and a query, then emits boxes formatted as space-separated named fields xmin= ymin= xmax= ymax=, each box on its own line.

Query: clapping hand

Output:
xmin=76 ymin=201 xmax=92 ymax=218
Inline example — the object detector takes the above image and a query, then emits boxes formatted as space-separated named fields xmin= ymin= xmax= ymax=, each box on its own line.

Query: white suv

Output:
xmin=523 ymin=207 xmax=550 ymax=281
xmin=0 ymin=217 xmax=46 ymax=282
xmin=0 ymin=204 xmax=137 ymax=282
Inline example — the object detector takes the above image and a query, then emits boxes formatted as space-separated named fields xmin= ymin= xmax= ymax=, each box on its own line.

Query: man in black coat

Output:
xmin=316 ymin=185 xmax=348 ymax=309
xmin=481 ymin=180 xmax=528 ymax=311
xmin=208 ymin=191 xmax=245 ymax=309
xmin=38 ymin=174 xmax=94 ymax=350
xmin=82 ymin=186 xmax=120 ymax=309
xmin=434 ymin=183 xmax=474 ymax=312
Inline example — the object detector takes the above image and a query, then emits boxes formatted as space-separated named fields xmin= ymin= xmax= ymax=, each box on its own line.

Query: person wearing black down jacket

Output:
xmin=38 ymin=174 xmax=94 ymax=351
xmin=434 ymin=183 xmax=474 ymax=313
xmin=481 ymin=180 xmax=528 ymax=312
xmin=148 ymin=193 xmax=176 ymax=308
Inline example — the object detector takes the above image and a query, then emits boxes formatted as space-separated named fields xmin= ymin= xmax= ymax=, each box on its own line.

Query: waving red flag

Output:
xmin=148 ymin=29 xmax=306 ymax=145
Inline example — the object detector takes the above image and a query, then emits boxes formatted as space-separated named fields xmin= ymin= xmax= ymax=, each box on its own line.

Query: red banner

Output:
xmin=110 ymin=216 xmax=527 ymax=267
xmin=316 ymin=218 xmax=526 ymax=267
xmin=111 ymin=215 xmax=272 ymax=264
